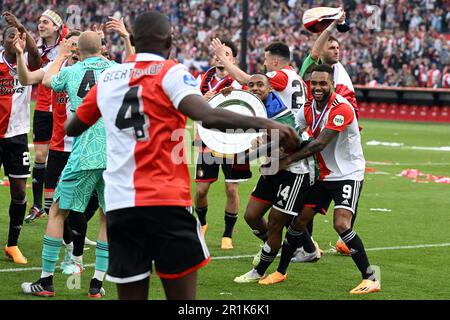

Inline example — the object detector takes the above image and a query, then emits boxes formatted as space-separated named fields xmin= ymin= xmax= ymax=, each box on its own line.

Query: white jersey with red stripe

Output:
xmin=333 ymin=62 xmax=359 ymax=116
xmin=266 ymin=66 xmax=307 ymax=115
xmin=76 ymin=53 xmax=202 ymax=212
xmin=296 ymin=92 xmax=365 ymax=181
xmin=35 ymin=43 xmax=59 ymax=112
xmin=208 ymin=75 xmax=242 ymax=92
xmin=0 ymin=51 xmax=32 ymax=138
xmin=42 ymin=61 xmax=73 ymax=152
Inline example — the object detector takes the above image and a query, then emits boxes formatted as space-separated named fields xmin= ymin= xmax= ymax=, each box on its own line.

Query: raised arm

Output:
xmin=210 ymin=38 xmax=251 ymax=85
xmin=310 ymin=12 xmax=343 ymax=61
xmin=106 ymin=16 xmax=135 ymax=60
xmin=42 ymin=38 xmax=72 ymax=88
xmin=2 ymin=11 xmax=41 ymax=70
xmin=13 ymin=33 xmax=45 ymax=85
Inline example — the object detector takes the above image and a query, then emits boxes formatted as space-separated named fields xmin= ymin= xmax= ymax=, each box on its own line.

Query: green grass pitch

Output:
xmin=0 ymin=119 xmax=449 ymax=300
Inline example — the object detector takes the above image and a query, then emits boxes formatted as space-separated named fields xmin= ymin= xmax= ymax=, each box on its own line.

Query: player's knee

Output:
xmin=195 ymin=185 xmax=209 ymax=200
xmin=11 ymin=191 xmax=26 ymax=203
xmin=292 ymin=215 xmax=306 ymax=231
xmin=267 ymin=217 xmax=285 ymax=232
xmin=244 ymin=209 xmax=258 ymax=226
xmin=49 ymin=201 xmax=68 ymax=219
xmin=34 ymin=150 xmax=47 ymax=163
xmin=9 ymin=181 xmax=26 ymax=201
xmin=225 ymin=183 xmax=238 ymax=200
xmin=333 ymin=220 xmax=350 ymax=234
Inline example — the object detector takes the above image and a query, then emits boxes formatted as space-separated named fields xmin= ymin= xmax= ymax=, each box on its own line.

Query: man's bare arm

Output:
xmin=14 ymin=33 xmax=45 ymax=85
xmin=283 ymin=128 xmax=338 ymax=163
xmin=42 ymin=39 xmax=72 ymax=88
xmin=210 ymin=38 xmax=251 ymax=85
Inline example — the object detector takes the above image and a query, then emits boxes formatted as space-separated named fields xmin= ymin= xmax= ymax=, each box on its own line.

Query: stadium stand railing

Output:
xmin=355 ymin=86 xmax=450 ymax=123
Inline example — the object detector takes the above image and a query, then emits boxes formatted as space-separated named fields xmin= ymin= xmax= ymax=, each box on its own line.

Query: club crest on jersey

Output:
xmin=333 ymin=115 xmax=345 ymax=126
xmin=266 ymin=71 xmax=277 ymax=78
xmin=183 ymin=74 xmax=197 ymax=87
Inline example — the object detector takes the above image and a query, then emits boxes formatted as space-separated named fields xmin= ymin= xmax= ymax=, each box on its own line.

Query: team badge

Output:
xmin=266 ymin=71 xmax=277 ymax=78
xmin=333 ymin=115 xmax=345 ymax=126
xmin=197 ymin=169 xmax=204 ymax=178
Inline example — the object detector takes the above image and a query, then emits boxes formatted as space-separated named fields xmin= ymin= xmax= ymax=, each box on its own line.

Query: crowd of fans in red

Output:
xmin=1 ymin=0 xmax=449 ymax=88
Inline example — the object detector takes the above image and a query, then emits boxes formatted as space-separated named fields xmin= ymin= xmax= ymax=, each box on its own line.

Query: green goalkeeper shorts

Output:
xmin=54 ymin=166 xmax=105 ymax=213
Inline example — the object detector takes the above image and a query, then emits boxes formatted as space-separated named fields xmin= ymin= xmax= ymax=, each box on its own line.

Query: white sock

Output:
xmin=71 ymin=254 xmax=83 ymax=265
xmin=93 ymin=270 xmax=105 ymax=282
xmin=41 ymin=271 xmax=53 ymax=278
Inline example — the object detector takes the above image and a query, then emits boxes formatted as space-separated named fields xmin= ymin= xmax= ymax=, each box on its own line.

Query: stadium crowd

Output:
xmin=1 ymin=0 xmax=449 ymax=88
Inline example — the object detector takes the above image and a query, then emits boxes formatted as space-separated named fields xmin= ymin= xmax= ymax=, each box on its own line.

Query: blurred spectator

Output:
xmin=427 ymin=62 xmax=441 ymax=88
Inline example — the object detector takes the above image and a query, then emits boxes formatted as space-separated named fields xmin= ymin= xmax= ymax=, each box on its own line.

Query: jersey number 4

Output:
xmin=77 ymin=70 xmax=96 ymax=99
xmin=115 ymin=86 xmax=149 ymax=141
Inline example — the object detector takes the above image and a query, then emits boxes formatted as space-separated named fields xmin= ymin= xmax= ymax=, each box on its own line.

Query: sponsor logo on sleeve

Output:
xmin=333 ymin=115 xmax=345 ymax=126
xmin=266 ymin=71 xmax=277 ymax=78
xmin=183 ymin=74 xmax=198 ymax=87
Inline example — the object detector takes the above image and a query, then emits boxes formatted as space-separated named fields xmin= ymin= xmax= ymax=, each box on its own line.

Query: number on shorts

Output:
xmin=342 ymin=184 xmax=352 ymax=199
xmin=278 ymin=185 xmax=291 ymax=201
xmin=22 ymin=152 xmax=30 ymax=166
xmin=115 ymin=86 xmax=149 ymax=141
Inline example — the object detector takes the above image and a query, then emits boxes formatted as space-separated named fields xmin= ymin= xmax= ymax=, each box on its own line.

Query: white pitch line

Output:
xmin=367 ymin=162 xmax=450 ymax=166
xmin=0 ymin=263 xmax=95 ymax=273
xmin=365 ymin=243 xmax=450 ymax=251
xmin=2 ymin=242 xmax=450 ymax=273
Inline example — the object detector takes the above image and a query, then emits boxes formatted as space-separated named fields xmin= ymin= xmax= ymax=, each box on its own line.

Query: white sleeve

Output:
xmin=40 ymin=61 xmax=52 ymax=73
xmin=162 ymin=64 xmax=202 ymax=109
xmin=295 ymin=105 xmax=308 ymax=130
xmin=231 ymin=80 xmax=242 ymax=89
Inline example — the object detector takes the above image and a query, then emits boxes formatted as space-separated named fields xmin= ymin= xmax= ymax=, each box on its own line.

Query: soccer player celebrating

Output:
xmin=195 ymin=38 xmax=250 ymax=250
xmin=275 ymin=64 xmax=380 ymax=294
xmin=21 ymin=31 xmax=116 ymax=298
xmin=14 ymin=29 xmax=101 ymax=276
xmin=234 ymin=73 xmax=315 ymax=284
xmin=26 ymin=9 xmax=68 ymax=222
xmin=298 ymin=11 xmax=358 ymax=256
xmin=65 ymin=11 xmax=300 ymax=300
xmin=0 ymin=15 xmax=40 ymax=264
xmin=300 ymin=11 xmax=358 ymax=118
xmin=211 ymin=39 xmax=307 ymax=115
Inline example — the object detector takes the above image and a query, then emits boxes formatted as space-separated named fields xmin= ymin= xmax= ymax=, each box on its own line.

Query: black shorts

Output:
xmin=0 ymin=134 xmax=30 ymax=178
xmin=305 ymin=180 xmax=363 ymax=215
xmin=251 ymin=170 xmax=310 ymax=216
xmin=106 ymin=206 xmax=210 ymax=283
xmin=44 ymin=150 xmax=70 ymax=192
xmin=194 ymin=152 xmax=252 ymax=183
xmin=33 ymin=110 xmax=53 ymax=143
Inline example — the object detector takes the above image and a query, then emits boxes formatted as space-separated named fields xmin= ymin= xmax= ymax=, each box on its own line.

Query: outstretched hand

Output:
xmin=219 ymin=86 xmax=233 ymax=97
xmin=105 ymin=16 xmax=129 ymax=38
xmin=12 ymin=32 xmax=26 ymax=55
xmin=210 ymin=38 xmax=227 ymax=59
xmin=2 ymin=11 xmax=24 ymax=31
xmin=57 ymin=38 xmax=75 ymax=60
xmin=92 ymin=24 xmax=105 ymax=39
